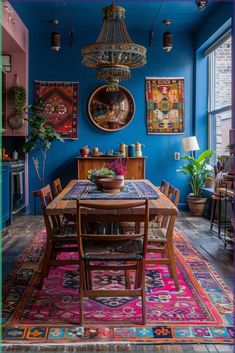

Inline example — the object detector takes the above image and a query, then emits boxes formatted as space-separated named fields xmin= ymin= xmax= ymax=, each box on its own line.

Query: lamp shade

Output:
xmin=182 ymin=136 xmax=200 ymax=152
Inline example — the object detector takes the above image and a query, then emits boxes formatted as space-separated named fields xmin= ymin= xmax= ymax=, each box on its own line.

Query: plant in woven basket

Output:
xmin=23 ymin=98 xmax=64 ymax=186
xmin=8 ymin=81 xmax=27 ymax=130
xmin=9 ymin=84 xmax=27 ymax=116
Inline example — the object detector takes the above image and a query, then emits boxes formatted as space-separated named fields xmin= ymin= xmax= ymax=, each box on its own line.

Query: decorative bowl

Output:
xmin=98 ymin=178 xmax=123 ymax=193
xmin=93 ymin=175 xmax=114 ymax=190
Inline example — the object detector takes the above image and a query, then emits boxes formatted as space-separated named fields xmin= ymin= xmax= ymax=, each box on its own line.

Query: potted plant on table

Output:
xmin=105 ymin=159 xmax=127 ymax=187
xmin=23 ymin=99 xmax=64 ymax=186
xmin=177 ymin=149 xmax=215 ymax=216
xmin=87 ymin=167 xmax=115 ymax=189
xmin=87 ymin=167 xmax=115 ymax=181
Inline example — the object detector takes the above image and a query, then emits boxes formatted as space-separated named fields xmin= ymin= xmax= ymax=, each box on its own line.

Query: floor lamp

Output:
xmin=182 ymin=136 xmax=200 ymax=158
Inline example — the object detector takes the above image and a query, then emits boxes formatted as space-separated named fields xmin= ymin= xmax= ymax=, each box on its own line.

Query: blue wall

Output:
xmin=27 ymin=29 xmax=194 ymax=211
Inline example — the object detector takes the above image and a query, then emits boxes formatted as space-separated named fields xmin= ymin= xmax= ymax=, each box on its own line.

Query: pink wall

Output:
xmin=2 ymin=1 xmax=28 ymax=53
xmin=2 ymin=1 xmax=29 ymax=205
xmin=3 ymin=51 xmax=27 ymax=137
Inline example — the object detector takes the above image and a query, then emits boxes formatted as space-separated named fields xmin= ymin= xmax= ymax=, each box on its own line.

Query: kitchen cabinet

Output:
xmin=1 ymin=164 xmax=11 ymax=228
xmin=76 ymin=156 xmax=146 ymax=180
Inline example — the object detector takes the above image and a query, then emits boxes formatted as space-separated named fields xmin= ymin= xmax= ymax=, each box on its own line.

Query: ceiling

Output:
xmin=11 ymin=0 xmax=225 ymax=34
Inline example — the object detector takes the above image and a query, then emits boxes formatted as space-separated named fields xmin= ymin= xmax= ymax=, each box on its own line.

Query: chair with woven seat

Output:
xmin=77 ymin=199 xmax=149 ymax=325
xmin=38 ymin=185 xmax=78 ymax=288
xmin=146 ymin=185 xmax=180 ymax=290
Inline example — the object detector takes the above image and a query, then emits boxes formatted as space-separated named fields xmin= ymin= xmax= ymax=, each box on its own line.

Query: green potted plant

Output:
xmin=23 ymin=99 xmax=64 ymax=186
xmin=87 ymin=167 xmax=115 ymax=181
xmin=8 ymin=79 xmax=27 ymax=130
xmin=9 ymin=84 xmax=26 ymax=116
xmin=177 ymin=149 xmax=215 ymax=216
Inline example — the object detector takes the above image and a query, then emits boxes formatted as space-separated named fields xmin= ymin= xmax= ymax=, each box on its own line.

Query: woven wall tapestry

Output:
xmin=146 ymin=77 xmax=184 ymax=134
xmin=35 ymin=81 xmax=79 ymax=139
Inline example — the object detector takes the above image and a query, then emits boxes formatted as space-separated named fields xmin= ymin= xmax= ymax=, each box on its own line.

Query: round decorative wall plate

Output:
xmin=88 ymin=85 xmax=135 ymax=131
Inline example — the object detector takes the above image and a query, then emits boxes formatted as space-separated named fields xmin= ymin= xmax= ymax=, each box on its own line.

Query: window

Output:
xmin=207 ymin=32 xmax=232 ymax=157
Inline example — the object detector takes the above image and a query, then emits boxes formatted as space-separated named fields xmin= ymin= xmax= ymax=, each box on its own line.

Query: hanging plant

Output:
xmin=9 ymin=84 xmax=26 ymax=116
xmin=8 ymin=75 xmax=27 ymax=130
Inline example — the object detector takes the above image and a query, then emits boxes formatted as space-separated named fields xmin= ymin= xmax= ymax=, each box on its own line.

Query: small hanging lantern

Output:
xmin=163 ymin=19 xmax=172 ymax=52
xmin=50 ymin=19 xmax=60 ymax=51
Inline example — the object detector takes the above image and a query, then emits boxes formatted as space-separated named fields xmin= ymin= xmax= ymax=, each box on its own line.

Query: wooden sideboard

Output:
xmin=76 ymin=156 xmax=146 ymax=180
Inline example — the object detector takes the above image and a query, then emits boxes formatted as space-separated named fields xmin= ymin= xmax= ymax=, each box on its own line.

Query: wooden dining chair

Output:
xmin=146 ymin=185 xmax=180 ymax=290
xmin=154 ymin=180 xmax=170 ymax=226
xmin=53 ymin=178 xmax=63 ymax=196
xmin=53 ymin=177 xmax=76 ymax=225
xmin=77 ymin=199 xmax=149 ymax=325
xmin=38 ymin=184 xmax=78 ymax=288
xmin=160 ymin=180 xmax=170 ymax=196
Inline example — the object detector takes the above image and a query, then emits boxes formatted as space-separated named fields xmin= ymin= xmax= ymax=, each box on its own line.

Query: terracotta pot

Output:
xmin=187 ymin=196 xmax=207 ymax=216
xmin=80 ymin=147 xmax=89 ymax=158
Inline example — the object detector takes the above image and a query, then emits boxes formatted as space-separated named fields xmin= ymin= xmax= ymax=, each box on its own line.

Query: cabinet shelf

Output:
xmin=76 ymin=156 xmax=146 ymax=180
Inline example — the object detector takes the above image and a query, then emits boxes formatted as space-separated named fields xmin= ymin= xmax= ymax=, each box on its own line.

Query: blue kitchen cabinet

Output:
xmin=1 ymin=163 xmax=11 ymax=228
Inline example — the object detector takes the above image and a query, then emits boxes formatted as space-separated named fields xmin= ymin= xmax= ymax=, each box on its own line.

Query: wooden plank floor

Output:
xmin=2 ymin=212 xmax=233 ymax=353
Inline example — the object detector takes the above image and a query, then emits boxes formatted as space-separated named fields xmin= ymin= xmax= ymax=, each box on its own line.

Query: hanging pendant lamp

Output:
xmin=163 ymin=19 xmax=172 ymax=52
xmin=81 ymin=2 xmax=147 ymax=91
xmin=50 ymin=19 xmax=61 ymax=51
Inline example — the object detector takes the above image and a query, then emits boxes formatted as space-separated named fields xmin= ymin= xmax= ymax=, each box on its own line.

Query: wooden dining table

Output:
xmin=45 ymin=179 xmax=179 ymax=221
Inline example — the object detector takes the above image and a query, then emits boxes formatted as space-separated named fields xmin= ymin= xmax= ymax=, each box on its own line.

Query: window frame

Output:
xmin=207 ymin=32 xmax=232 ymax=156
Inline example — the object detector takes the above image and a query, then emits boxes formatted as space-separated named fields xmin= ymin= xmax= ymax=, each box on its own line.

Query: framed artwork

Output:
xmin=35 ymin=81 xmax=79 ymax=139
xmin=88 ymin=85 xmax=135 ymax=132
xmin=146 ymin=77 xmax=184 ymax=134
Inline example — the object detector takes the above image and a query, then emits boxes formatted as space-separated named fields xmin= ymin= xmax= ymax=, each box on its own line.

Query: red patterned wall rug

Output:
xmin=35 ymin=81 xmax=79 ymax=139
xmin=2 ymin=228 xmax=234 ymax=348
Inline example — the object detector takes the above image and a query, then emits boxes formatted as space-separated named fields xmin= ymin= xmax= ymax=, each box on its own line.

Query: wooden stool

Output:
xmin=210 ymin=193 xmax=223 ymax=238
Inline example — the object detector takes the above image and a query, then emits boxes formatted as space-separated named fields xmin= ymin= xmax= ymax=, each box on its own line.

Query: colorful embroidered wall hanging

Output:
xmin=146 ymin=77 xmax=184 ymax=134
xmin=35 ymin=81 xmax=79 ymax=139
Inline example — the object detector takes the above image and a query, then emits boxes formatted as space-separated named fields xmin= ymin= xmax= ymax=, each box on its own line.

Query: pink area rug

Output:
xmin=2 ymin=227 xmax=234 ymax=345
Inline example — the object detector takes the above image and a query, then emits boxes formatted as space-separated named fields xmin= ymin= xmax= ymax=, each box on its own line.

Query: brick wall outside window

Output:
xmin=213 ymin=36 xmax=231 ymax=156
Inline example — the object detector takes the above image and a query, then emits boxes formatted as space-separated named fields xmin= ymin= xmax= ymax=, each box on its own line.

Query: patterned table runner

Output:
xmin=63 ymin=181 xmax=159 ymax=200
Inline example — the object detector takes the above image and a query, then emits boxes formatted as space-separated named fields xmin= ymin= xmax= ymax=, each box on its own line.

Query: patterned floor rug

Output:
xmin=2 ymin=227 xmax=234 ymax=346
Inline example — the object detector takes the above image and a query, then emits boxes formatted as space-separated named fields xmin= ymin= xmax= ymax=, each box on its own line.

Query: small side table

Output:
xmin=32 ymin=190 xmax=41 ymax=215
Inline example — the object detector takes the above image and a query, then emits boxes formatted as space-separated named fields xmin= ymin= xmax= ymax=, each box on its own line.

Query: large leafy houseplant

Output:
xmin=177 ymin=149 xmax=215 ymax=215
xmin=23 ymin=99 xmax=63 ymax=186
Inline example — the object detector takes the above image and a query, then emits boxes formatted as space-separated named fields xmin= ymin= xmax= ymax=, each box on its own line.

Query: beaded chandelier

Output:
xmin=81 ymin=2 xmax=147 ymax=91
